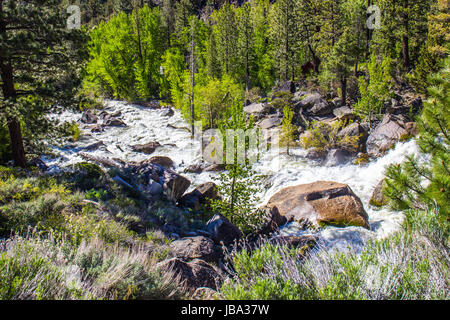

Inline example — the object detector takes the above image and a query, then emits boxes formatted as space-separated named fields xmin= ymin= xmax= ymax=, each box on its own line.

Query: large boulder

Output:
xmin=267 ymin=181 xmax=370 ymax=229
xmin=366 ymin=115 xmax=412 ymax=157
xmin=297 ymin=92 xmax=333 ymax=117
xmin=206 ymin=214 xmax=243 ymax=245
xmin=102 ymin=115 xmax=126 ymax=127
xmin=162 ymin=169 xmax=191 ymax=202
xmin=155 ymin=258 xmax=219 ymax=292
xmin=256 ymin=206 xmax=288 ymax=236
xmin=244 ymin=103 xmax=269 ymax=119
xmin=257 ymin=116 xmax=282 ymax=130
xmin=131 ymin=141 xmax=161 ymax=155
xmin=337 ymin=122 xmax=369 ymax=154
xmin=170 ymin=236 xmax=217 ymax=262
xmin=178 ymin=182 xmax=219 ymax=210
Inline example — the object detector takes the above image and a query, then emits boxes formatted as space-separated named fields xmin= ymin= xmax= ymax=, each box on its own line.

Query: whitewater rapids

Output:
xmin=44 ymin=100 xmax=420 ymax=252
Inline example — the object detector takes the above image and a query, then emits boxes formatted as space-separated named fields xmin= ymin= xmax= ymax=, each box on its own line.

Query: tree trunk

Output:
xmin=341 ymin=76 xmax=347 ymax=106
xmin=402 ymin=0 xmax=411 ymax=71
xmin=0 ymin=7 xmax=26 ymax=168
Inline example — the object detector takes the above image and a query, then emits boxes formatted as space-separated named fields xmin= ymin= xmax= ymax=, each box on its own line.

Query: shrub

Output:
xmin=220 ymin=208 xmax=449 ymax=300
xmin=300 ymin=120 xmax=360 ymax=153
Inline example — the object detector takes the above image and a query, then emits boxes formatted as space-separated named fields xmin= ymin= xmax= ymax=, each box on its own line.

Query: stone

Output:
xmin=366 ymin=115 xmax=410 ymax=157
xmin=333 ymin=106 xmax=356 ymax=120
xmin=148 ymin=156 xmax=174 ymax=168
xmin=81 ymin=110 xmax=98 ymax=124
xmin=178 ymin=182 xmax=219 ymax=210
xmin=324 ymin=149 xmax=353 ymax=166
xmin=131 ymin=141 xmax=161 ymax=154
xmin=369 ymin=179 xmax=387 ymax=207
xmin=337 ymin=122 xmax=369 ymax=153
xmin=206 ymin=214 xmax=243 ymax=245
xmin=155 ymin=258 xmax=219 ymax=292
xmin=267 ymin=181 xmax=370 ymax=229
xmin=170 ymin=236 xmax=217 ymax=262
xmin=297 ymin=93 xmax=333 ymax=116
xmin=103 ymin=116 xmax=126 ymax=127
xmin=257 ymin=116 xmax=282 ymax=130
xmin=270 ymin=235 xmax=318 ymax=252
xmin=305 ymin=148 xmax=328 ymax=161
xmin=243 ymin=103 xmax=267 ymax=117
xmin=256 ymin=206 xmax=288 ymax=236
xmin=162 ymin=169 xmax=191 ymax=202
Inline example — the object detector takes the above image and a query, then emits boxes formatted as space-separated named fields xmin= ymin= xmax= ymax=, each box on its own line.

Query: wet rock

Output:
xmin=369 ymin=179 xmax=387 ymax=207
xmin=305 ymin=148 xmax=328 ymax=161
xmin=178 ymin=182 xmax=219 ymax=210
xmin=267 ymin=181 xmax=370 ymax=229
xmin=83 ymin=141 xmax=105 ymax=151
xmin=103 ymin=116 xmax=126 ymax=127
xmin=148 ymin=181 xmax=163 ymax=196
xmin=81 ymin=110 xmax=98 ymax=124
xmin=160 ymin=107 xmax=174 ymax=117
xmin=155 ymin=258 xmax=219 ymax=292
xmin=366 ymin=115 xmax=411 ymax=158
xmin=185 ymin=162 xmax=205 ymax=173
xmin=29 ymin=157 xmax=48 ymax=171
xmin=204 ymin=164 xmax=225 ymax=172
xmin=206 ymin=214 xmax=243 ymax=245
xmin=170 ymin=236 xmax=217 ymax=262
xmin=148 ymin=156 xmax=174 ymax=168
xmin=324 ymin=149 xmax=353 ymax=166
xmin=90 ymin=124 xmax=104 ymax=133
xmin=131 ymin=141 xmax=161 ymax=155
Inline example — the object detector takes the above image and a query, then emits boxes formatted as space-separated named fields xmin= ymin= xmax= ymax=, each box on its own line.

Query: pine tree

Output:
xmin=0 ymin=0 xmax=87 ymax=167
xmin=237 ymin=2 xmax=255 ymax=91
xmin=269 ymin=0 xmax=300 ymax=82
xmin=384 ymin=57 xmax=449 ymax=217
xmin=214 ymin=2 xmax=238 ymax=76
xmin=373 ymin=0 xmax=430 ymax=72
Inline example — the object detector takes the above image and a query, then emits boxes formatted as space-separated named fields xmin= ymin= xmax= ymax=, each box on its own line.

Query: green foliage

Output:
xmin=85 ymin=6 xmax=165 ymax=101
xmin=354 ymin=54 xmax=393 ymax=124
xmin=280 ymin=106 xmax=296 ymax=155
xmin=300 ymin=120 xmax=360 ymax=153
xmin=0 ymin=235 xmax=180 ymax=300
xmin=384 ymin=57 xmax=450 ymax=217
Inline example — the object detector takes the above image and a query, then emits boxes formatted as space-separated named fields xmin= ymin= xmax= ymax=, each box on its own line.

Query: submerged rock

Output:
xmin=267 ymin=181 xmax=370 ymax=229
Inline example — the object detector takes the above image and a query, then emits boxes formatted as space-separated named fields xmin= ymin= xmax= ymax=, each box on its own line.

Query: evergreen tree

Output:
xmin=214 ymin=2 xmax=238 ymax=76
xmin=373 ymin=0 xmax=430 ymax=72
xmin=384 ymin=57 xmax=449 ymax=217
xmin=269 ymin=0 xmax=300 ymax=82
xmin=0 ymin=0 xmax=87 ymax=167
xmin=237 ymin=2 xmax=255 ymax=91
